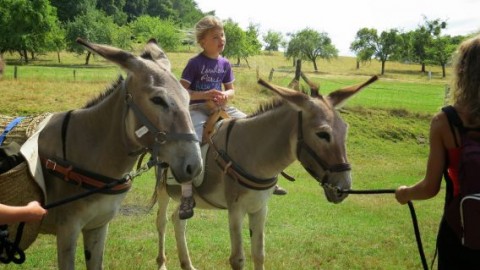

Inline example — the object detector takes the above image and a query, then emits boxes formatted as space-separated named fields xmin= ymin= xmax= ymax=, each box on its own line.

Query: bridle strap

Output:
xmin=296 ymin=111 xmax=351 ymax=183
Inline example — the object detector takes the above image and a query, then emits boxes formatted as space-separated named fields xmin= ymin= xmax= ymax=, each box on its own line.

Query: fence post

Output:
xmin=14 ymin=66 xmax=17 ymax=80
xmin=73 ymin=70 xmax=76 ymax=81
xmin=444 ymin=84 xmax=450 ymax=105
xmin=268 ymin=68 xmax=274 ymax=81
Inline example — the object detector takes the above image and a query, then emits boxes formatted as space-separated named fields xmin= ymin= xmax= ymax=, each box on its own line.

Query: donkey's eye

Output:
xmin=316 ymin=132 xmax=331 ymax=142
xmin=151 ymin=96 xmax=168 ymax=108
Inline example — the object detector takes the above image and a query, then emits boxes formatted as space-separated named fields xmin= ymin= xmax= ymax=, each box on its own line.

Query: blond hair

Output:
xmin=452 ymin=35 xmax=480 ymax=121
xmin=194 ymin=15 xmax=223 ymax=44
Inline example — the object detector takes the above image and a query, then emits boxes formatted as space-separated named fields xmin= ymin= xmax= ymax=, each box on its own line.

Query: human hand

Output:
xmin=213 ymin=91 xmax=228 ymax=106
xmin=395 ymin=186 xmax=410 ymax=205
xmin=24 ymin=201 xmax=47 ymax=221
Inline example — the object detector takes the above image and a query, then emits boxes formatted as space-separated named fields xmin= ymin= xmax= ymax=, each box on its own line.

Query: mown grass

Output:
xmin=0 ymin=48 xmax=450 ymax=269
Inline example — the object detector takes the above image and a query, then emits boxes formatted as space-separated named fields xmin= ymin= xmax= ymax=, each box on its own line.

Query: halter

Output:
xmin=124 ymin=90 xmax=198 ymax=163
xmin=295 ymin=111 xmax=351 ymax=190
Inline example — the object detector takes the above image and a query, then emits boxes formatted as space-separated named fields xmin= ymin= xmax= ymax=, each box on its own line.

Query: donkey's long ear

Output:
xmin=258 ymin=78 xmax=309 ymax=108
xmin=76 ymin=38 xmax=135 ymax=70
xmin=144 ymin=38 xmax=171 ymax=71
xmin=327 ymin=75 xmax=378 ymax=108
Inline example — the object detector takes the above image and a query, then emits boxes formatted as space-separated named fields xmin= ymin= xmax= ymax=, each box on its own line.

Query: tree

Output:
xmin=350 ymin=28 xmax=376 ymax=69
xmin=65 ymin=8 xmax=129 ymax=64
xmin=350 ymin=28 xmax=399 ymax=75
xmin=147 ymin=0 xmax=176 ymax=19
xmin=123 ymin=0 xmax=149 ymax=21
xmin=223 ymin=20 xmax=246 ymax=65
xmin=427 ymin=35 xmax=461 ymax=78
xmin=285 ymin=28 xmax=338 ymax=72
xmin=171 ymin=0 xmax=206 ymax=27
xmin=263 ymin=30 xmax=284 ymax=53
xmin=96 ymin=0 xmax=128 ymax=25
xmin=411 ymin=16 xmax=447 ymax=72
xmin=0 ymin=0 xmax=61 ymax=63
xmin=51 ymin=0 xmax=96 ymax=23
xmin=129 ymin=15 xmax=181 ymax=51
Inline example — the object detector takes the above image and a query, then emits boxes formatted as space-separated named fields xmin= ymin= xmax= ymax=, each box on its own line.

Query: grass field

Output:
xmin=0 ymin=48 xmax=452 ymax=269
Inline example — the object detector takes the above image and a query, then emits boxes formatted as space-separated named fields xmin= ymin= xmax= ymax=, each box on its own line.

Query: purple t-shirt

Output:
xmin=181 ymin=53 xmax=234 ymax=104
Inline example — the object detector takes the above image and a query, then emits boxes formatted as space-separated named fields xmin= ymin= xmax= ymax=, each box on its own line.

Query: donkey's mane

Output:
xmin=83 ymin=76 xmax=124 ymax=108
xmin=247 ymin=98 xmax=285 ymax=118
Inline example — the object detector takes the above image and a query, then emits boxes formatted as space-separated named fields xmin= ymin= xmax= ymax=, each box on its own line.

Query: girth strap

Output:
xmin=41 ymin=157 xmax=132 ymax=194
xmin=210 ymin=120 xmax=278 ymax=191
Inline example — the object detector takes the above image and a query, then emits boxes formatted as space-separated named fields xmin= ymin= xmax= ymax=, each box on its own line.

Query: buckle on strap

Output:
xmin=44 ymin=159 xmax=57 ymax=171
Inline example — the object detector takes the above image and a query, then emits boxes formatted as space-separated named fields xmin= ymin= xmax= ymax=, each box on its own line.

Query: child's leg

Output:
xmin=179 ymin=182 xmax=195 ymax=220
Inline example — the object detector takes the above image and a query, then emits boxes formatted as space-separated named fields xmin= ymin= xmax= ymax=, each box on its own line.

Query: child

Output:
xmin=395 ymin=35 xmax=480 ymax=268
xmin=178 ymin=16 xmax=286 ymax=220
xmin=0 ymin=201 xmax=46 ymax=224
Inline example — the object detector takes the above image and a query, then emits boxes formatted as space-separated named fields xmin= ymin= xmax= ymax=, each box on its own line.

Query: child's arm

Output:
xmin=0 ymin=201 xmax=47 ymax=224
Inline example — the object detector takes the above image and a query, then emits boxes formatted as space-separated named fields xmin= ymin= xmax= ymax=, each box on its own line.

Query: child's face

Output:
xmin=200 ymin=28 xmax=226 ymax=57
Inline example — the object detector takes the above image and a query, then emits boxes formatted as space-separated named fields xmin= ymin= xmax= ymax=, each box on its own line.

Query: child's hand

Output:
xmin=213 ymin=91 xmax=228 ymax=106
xmin=25 ymin=201 xmax=47 ymax=221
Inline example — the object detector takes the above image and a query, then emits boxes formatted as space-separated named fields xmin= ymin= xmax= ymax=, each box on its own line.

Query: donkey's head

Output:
xmin=258 ymin=76 xmax=377 ymax=203
xmin=76 ymin=38 xmax=202 ymax=182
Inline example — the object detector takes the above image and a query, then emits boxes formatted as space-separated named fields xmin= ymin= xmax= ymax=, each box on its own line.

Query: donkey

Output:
xmin=36 ymin=39 xmax=202 ymax=269
xmin=153 ymin=76 xmax=378 ymax=270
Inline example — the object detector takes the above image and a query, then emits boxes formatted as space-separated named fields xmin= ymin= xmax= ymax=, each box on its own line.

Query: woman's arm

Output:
xmin=395 ymin=113 xmax=446 ymax=204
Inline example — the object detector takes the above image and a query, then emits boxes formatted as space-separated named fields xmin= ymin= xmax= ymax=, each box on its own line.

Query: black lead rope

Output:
xmin=340 ymin=189 xmax=428 ymax=270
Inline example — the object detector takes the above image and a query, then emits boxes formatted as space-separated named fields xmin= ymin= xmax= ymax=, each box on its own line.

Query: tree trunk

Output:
xmin=356 ymin=60 xmax=360 ymax=69
xmin=57 ymin=51 xmax=61 ymax=63
xmin=23 ymin=49 xmax=28 ymax=64
xmin=85 ymin=51 xmax=91 ymax=65
xmin=421 ymin=63 xmax=426 ymax=73
xmin=236 ymin=57 xmax=240 ymax=66
xmin=381 ymin=60 xmax=386 ymax=75
xmin=313 ymin=60 xmax=318 ymax=72
xmin=442 ymin=64 xmax=446 ymax=78
xmin=243 ymin=57 xmax=250 ymax=69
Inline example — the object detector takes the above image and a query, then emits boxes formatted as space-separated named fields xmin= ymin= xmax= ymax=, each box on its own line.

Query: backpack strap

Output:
xmin=442 ymin=105 xmax=463 ymax=147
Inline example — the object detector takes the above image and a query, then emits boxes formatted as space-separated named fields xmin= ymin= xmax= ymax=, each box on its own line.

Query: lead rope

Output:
xmin=339 ymin=189 xmax=428 ymax=270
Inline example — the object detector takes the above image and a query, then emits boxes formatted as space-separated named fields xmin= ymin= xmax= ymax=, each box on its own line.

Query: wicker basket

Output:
xmin=0 ymin=162 xmax=44 ymax=250
xmin=0 ymin=113 xmax=51 ymax=146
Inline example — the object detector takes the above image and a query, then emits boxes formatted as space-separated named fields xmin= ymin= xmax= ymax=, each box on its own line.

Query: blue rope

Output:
xmin=0 ymin=117 xmax=25 ymax=145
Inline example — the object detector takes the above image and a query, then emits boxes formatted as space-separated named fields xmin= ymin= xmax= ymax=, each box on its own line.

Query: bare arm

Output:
xmin=0 ymin=201 xmax=46 ymax=224
xmin=395 ymin=113 xmax=446 ymax=204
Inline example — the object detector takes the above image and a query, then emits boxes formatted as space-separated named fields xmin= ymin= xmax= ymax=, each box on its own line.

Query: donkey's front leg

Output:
xmin=228 ymin=207 xmax=246 ymax=270
xmin=57 ymin=223 xmax=82 ymax=270
xmin=155 ymin=184 xmax=170 ymax=270
xmin=172 ymin=207 xmax=196 ymax=270
xmin=248 ymin=206 xmax=267 ymax=270
xmin=83 ymin=225 xmax=109 ymax=270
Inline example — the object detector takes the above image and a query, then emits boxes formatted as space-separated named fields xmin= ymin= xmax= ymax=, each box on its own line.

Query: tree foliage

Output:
xmin=263 ymin=30 xmax=284 ymax=52
xmin=65 ymin=8 xmax=130 ymax=64
xmin=286 ymin=28 xmax=338 ymax=72
xmin=129 ymin=16 xmax=181 ymax=51
xmin=350 ymin=28 xmax=399 ymax=75
xmin=0 ymin=0 xmax=61 ymax=62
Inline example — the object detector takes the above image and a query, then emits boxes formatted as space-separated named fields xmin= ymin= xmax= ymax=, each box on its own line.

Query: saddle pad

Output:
xmin=166 ymin=144 xmax=208 ymax=187
xmin=20 ymin=113 xmax=53 ymax=199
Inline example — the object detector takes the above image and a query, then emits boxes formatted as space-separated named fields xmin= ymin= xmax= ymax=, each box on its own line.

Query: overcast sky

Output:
xmin=194 ymin=0 xmax=480 ymax=56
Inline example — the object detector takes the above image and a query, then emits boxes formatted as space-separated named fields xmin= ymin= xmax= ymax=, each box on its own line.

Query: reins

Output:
xmin=338 ymin=188 xmax=429 ymax=270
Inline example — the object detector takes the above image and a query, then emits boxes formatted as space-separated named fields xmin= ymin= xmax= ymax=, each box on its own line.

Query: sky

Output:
xmin=194 ymin=0 xmax=480 ymax=56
